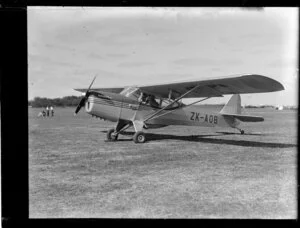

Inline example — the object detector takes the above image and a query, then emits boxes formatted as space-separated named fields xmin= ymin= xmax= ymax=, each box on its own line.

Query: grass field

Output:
xmin=29 ymin=107 xmax=297 ymax=218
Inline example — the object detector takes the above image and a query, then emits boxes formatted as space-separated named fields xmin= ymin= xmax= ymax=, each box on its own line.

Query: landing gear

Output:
xmin=133 ymin=131 xmax=146 ymax=143
xmin=106 ymin=120 xmax=131 ymax=142
xmin=105 ymin=120 xmax=146 ymax=143
xmin=106 ymin=128 xmax=118 ymax=141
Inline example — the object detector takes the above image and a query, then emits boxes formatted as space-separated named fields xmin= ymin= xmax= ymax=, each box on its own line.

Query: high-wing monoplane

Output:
xmin=74 ymin=74 xmax=284 ymax=143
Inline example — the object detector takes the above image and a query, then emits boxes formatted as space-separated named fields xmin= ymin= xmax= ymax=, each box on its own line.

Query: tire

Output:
xmin=240 ymin=130 xmax=245 ymax=135
xmin=133 ymin=131 xmax=146 ymax=143
xmin=107 ymin=128 xmax=118 ymax=141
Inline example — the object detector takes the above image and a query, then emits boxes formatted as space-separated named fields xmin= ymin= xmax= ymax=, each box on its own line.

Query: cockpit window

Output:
xmin=139 ymin=94 xmax=182 ymax=109
xmin=121 ymin=87 xmax=182 ymax=109
xmin=160 ymin=98 xmax=181 ymax=109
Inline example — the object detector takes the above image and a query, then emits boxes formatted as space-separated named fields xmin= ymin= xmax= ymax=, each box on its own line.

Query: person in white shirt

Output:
xmin=50 ymin=106 xmax=54 ymax=117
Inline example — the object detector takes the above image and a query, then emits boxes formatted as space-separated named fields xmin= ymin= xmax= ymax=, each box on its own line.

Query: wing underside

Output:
xmin=74 ymin=74 xmax=284 ymax=99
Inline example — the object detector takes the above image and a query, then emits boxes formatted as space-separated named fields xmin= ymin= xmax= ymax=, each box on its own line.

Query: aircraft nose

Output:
xmin=74 ymin=75 xmax=97 ymax=115
xmin=85 ymin=96 xmax=94 ymax=113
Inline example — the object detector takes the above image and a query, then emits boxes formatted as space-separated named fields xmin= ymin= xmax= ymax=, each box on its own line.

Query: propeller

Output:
xmin=74 ymin=75 xmax=97 ymax=115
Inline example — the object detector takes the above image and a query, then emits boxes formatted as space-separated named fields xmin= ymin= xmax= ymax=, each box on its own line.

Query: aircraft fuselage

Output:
xmin=85 ymin=93 xmax=240 ymax=129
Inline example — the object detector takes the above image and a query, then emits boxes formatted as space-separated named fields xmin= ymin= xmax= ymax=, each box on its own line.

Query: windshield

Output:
xmin=120 ymin=86 xmax=141 ymax=100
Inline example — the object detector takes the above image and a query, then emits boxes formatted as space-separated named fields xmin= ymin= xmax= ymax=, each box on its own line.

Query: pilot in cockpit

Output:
xmin=138 ymin=93 xmax=160 ymax=108
xmin=138 ymin=92 xmax=147 ymax=103
xmin=147 ymin=95 xmax=160 ymax=108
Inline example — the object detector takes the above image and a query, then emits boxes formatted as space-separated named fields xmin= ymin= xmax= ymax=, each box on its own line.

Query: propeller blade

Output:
xmin=74 ymin=75 xmax=97 ymax=115
xmin=87 ymin=75 xmax=97 ymax=92
xmin=74 ymin=96 xmax=86 ymax=115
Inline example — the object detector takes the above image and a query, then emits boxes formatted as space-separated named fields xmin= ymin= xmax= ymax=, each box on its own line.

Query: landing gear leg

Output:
xmin=106 ymin=119 xmax=131 ymax=142
xmin=132 ymin=120 xmax=146 ymax=143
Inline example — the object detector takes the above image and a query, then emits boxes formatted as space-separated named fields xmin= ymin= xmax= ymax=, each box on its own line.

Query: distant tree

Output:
xmin=29 ymin=96 xmax=82 ymax=107
xmin=245 ymin=105 xmax=258 ymax=108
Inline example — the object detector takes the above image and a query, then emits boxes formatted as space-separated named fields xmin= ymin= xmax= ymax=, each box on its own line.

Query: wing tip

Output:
xmin=249 ymin=74 xmax=285 ymax=92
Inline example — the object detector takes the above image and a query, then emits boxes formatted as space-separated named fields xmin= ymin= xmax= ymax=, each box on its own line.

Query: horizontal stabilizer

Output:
xmin=221 ymin=114 xmax=264 ymax=122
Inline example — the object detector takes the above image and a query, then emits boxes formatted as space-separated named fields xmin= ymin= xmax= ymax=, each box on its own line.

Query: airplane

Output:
xmin=74 ymin=74 xmax=284 ymax=143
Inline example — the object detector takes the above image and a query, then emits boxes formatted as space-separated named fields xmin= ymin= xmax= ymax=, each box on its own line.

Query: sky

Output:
xmin=28 ymin=7 xmax=298 ymax=106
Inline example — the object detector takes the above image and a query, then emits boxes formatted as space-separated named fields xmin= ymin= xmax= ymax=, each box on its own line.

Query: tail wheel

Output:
xmin=107 ymin=128 xmax=118 ymax=141
xmin=133 ymin=131 xmax=146 ymax=143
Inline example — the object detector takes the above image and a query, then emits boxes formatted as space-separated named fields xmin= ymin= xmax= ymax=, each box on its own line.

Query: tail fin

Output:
xmin=220 ymin=94 xmax=264 ymax=122
xmin=220 ymin=94 xmax=241 ymax=114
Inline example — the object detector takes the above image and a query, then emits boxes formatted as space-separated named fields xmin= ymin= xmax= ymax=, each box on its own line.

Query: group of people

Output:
xmin=38 ymin=106 xmax=54 ymax=117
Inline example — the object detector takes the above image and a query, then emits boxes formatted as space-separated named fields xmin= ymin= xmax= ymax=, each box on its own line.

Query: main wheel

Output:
xmin=106 ymin=128 xmax=118 ymax=141
xmin=133 ymin=131 xmax=146 ymax=143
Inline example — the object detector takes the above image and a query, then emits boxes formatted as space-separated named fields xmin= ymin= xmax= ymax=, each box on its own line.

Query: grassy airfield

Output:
xmin=29 ymin=107 xmax=297 ymax=218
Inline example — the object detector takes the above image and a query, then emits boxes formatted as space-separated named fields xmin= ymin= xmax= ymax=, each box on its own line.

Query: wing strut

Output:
xmin=146 ymin=97 xmax=211 ymax=122
xmin=144 ymin=84 xmax=203 ymax=122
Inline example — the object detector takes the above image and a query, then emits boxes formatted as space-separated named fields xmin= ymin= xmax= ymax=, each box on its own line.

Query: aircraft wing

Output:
xmin=137 ymin=74 xmax=284 ymax=99
xmin=74 ymin=87 xmax=124 ymax=94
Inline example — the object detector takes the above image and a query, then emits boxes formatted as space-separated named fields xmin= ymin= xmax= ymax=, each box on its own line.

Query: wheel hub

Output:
xmin=138 ymin=135 xmax=145 ymax=142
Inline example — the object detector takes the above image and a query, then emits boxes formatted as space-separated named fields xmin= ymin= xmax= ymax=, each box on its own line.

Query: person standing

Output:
xmin=50 ymin=106 xmax=54 ymax=117
xmin=46 ymin=106 xmax=49 ymax=117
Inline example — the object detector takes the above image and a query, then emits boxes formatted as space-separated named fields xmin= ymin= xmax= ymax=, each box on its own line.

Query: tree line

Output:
xmin=28 ymin=96 xmax=83 ymax=107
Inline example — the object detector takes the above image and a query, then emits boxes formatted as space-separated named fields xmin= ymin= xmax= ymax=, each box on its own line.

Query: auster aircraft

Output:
xmin=74 ymin=74 xmax=284 ymax=143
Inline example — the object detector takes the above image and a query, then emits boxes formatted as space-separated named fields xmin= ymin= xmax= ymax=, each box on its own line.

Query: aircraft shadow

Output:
xmin=145 ymin=133 xmax=296 ymax=148
xmin=216 ymin=131 xmax=265 ymax=136
xmin=101 ymin=130 xmax=296 ymax=148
